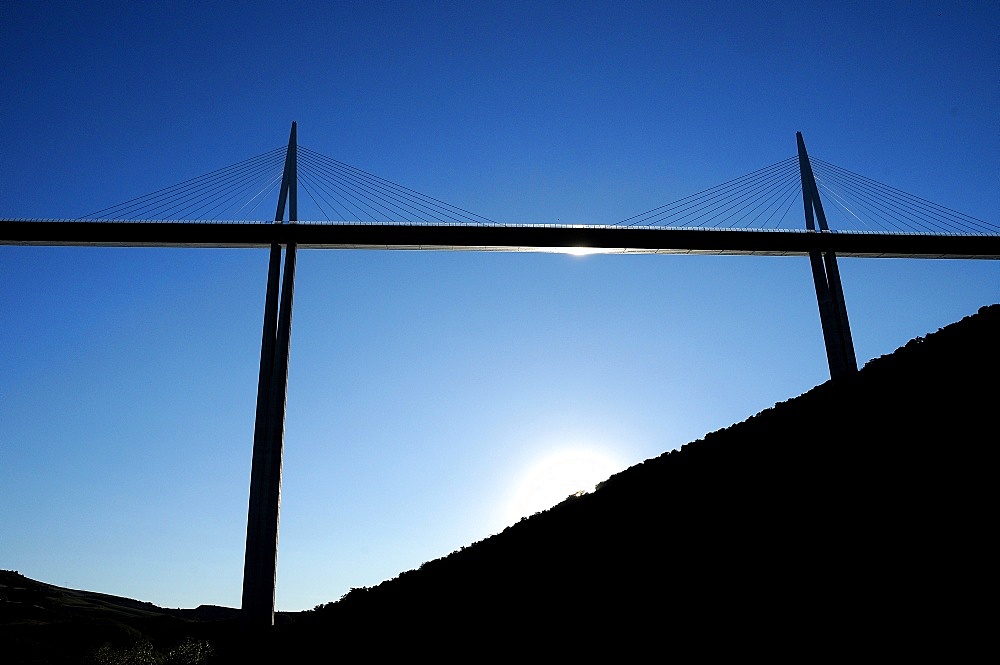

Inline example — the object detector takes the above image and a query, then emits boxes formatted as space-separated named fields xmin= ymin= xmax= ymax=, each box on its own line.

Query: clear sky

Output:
xmin=1 ymin=1 xmax=997 ymax=612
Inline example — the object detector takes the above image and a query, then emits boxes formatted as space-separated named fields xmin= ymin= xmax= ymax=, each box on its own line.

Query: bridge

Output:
xmin=3 ymin=123 xmax=997 ymax=628
xmin=3 ymin=219 xmax=997 ymax=258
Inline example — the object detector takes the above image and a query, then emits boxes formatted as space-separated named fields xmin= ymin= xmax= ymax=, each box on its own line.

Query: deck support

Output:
xmin=241 ymin=122 xmax=298 ymax=628
xmin=797 ymin=131 xmax=857 ymax=379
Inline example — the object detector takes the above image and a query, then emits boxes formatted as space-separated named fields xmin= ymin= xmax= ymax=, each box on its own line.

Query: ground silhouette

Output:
xmin=4 ymin=304 xmax=996 ymax=662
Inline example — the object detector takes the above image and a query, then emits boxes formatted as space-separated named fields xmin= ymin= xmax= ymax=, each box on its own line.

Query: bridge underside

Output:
xmin=2 ymin=221 xmax=999 ymax=259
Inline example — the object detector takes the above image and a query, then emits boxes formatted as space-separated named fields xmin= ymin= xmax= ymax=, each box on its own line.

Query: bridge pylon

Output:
xmin=797 ymin=131 xmax=857 ymax=379
xmin=241 ymin=121 xmax=298 ymax=628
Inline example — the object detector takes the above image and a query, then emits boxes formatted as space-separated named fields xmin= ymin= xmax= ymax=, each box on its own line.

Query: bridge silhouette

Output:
xmin=2 ymin=123 xmax=997 ymax=628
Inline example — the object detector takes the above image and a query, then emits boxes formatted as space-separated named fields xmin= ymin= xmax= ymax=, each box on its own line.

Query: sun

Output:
xmin=503 ymin=449 xmax=623 ymax=526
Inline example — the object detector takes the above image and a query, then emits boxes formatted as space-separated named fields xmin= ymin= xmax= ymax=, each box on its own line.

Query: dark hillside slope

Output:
xmin=0 ymin=570 xmax=231 ymax=664
xmin=273 ymin=304 xmax=997 ymax=660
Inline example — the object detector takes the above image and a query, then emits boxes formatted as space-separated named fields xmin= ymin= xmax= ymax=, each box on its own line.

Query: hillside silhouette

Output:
xmin=4 ymin=304 xmax=996 ymax=662
xmin=262 ymin=303 xmax=999 ymax=660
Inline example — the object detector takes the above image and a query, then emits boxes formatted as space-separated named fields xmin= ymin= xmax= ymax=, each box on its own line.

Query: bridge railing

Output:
xmin=4 ymin=217 xmax=1000 ymax=237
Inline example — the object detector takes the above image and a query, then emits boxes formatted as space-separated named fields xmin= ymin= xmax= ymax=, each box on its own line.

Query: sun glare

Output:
xmin=529 ymin=246 xmax=613 ymax=256
xmin=561 ymin=246 xmax=607 ymax=257
xmin=503 ymin=449 xmax=623 ymax=526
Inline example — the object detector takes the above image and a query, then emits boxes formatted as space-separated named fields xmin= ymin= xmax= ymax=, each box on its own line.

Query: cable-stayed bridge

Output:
xmin=2 ymin=134 xmax=997 ymax=258
xmin=3 ymin=123 xmax=997 ymax=629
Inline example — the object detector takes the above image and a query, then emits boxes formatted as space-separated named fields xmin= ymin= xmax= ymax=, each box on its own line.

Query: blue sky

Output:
xmin=1 ymin=1 xmax=997 ymax=611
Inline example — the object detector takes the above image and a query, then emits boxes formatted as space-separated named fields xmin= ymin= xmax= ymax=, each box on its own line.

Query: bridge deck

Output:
xmin=2 ymin=220 xmax=999 ymax=259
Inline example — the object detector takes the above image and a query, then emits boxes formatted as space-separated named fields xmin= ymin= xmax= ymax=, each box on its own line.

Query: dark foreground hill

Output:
xmin=270 ymin=303 xmax=998 ymax=660
xmin=4 ymin=304 xmax=997 ymax=662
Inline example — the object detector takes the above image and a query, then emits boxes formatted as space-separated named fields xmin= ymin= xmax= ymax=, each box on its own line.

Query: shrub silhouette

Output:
xmin=91 ymin=638 xmax=213 ymax=665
